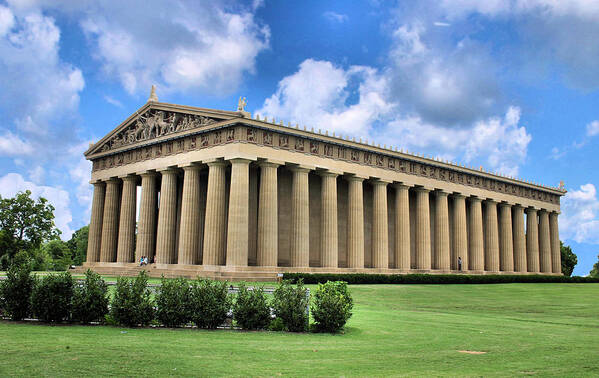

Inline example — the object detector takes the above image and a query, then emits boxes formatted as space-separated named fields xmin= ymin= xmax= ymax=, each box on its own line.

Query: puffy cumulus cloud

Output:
xmin=67 ymin=142 xmax=93 ymax=212
xmin=77 ymin=0 xmax=269 ymax=95
xmin=586 ymin=120 xmax=599 ymax=137
xmin=0 ymin=173 xmax=74 ymax=238
xmin=560 ymin=183 xmax=599 ymax=244
xmin=0 ymin=131 xmax=35 ymax=157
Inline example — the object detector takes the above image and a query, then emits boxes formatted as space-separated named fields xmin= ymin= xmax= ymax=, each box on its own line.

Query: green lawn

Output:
xmin=1 ymin=283 xmax=598 ymax=377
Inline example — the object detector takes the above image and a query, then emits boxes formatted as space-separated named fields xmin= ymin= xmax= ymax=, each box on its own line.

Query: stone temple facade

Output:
xmin=83 ymin=89 xmax=565 ymax=280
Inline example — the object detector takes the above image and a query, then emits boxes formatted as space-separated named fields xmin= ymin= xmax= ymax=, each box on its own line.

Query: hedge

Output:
xmin=282 ymin=273 xmax=599 ymax=285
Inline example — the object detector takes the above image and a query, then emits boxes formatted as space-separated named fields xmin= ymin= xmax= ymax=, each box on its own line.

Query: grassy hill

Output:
xmin=1 ymin=283 xmax=598 ymax=376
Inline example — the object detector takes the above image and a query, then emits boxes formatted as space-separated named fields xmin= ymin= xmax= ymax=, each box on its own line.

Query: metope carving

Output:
xmin=295 ymin=138 xmax=304 ymax=151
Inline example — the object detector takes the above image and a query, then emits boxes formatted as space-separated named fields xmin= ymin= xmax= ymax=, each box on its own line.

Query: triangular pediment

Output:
xmin=85 ymin=101 xmax=243 ymax=158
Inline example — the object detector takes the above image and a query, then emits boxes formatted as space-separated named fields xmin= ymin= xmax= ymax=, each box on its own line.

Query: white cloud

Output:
xmin=104 ymin=95 xmax=123 ymax=108
xmin=0 ymin=131 xmax=35 ymax=157
xmin=323 ymin=11 xmax=348 ymax=23
xmin=586 ymin=120 xmax=599 ymax=137
xmin=433 ymin=21 xmax=451 ymax=27
xmin=560 ymin=183 xmax=599 ymax=244
xmin=0 ymin=172 xmax=73 ymax=239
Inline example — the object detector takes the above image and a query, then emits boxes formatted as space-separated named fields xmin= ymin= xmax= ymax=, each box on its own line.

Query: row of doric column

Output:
xmin=86 ymin=160 xmax=561 ymax=273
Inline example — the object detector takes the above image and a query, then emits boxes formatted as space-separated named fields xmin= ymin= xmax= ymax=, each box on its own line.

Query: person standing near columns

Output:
xmin=434 ymin=190 xmax=450 ymax=271
xmin=415 ymin=187 xmax=431 ymax=270
xmin=178 ymin=164 xmax=202 ymax=265
xmin=498 ymin=203 xmax=514 ymax=272
xmin=226 ymin=158 xmax=251 ymax=267
xmin=100 ymin=178 xmax=121 ymax=263
xmin=203 ymin=160 xmax=227 ymax=265
xmin=347 ymin=176 xmax=365 ymax=268
xmin=372 ymin=180 xmax=389 ymax=269
xmin=538 ymin=210 xmax=552 ymax=273
xmin=550 ymin=212 xmax=561 ymax=274
xmin=86 ymin=181 xmax=105 ymax=263
xmin=156 ymin=168 xmax=178 ymax=264
xmin=394 ymin=183 xmax=410 ymax=270
xmin=468 ymin=197 xmax=484 ymax=271
xmin=526 ymin=207 xmax=540 ymax=272
xmin=320 ymin=171 xmax=339 ymax=268
xmin=290 ymin=166 xmax=310 ymax=267
xmin=484 ymin=200 xmax=500 ymax=272
xmin=116 ymin=176 xmax=137 ymax=263
xmin=512 ymin=205 xmax=527 ymax=272
xmin=136 ymin=172 xmax=158 ymax=263
xmin=257 ymin=161 xmax=280 ymax=267
xmin=452 ymin=194 xmax=468 ymax=271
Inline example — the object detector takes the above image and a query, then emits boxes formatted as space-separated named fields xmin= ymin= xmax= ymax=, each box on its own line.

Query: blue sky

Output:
xmin=0 ymin=0 xmax=598 ymax=275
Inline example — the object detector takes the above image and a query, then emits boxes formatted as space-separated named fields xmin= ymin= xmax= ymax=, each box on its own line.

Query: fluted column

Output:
xmin=372 ymin=180 xmax=389 ymax=269
xmin=156 ymin=168 xmax=178 ymax=264
xmin=226 ymin=159 xmax=251 ymax=267
xmin=394 ymin=184 xmax=410 ymax=270
xmin=451 ymin=194 xmax=468 ymax=271
xmin=203 ymin=161 xmax=227 ymax=265
xmin=539 ymin=210 xmax=552 ymax=273
xmin=526 ymin=208 xmax=540 ymax=273
xmin=512 ymin=205 xmax=527 ymax=272
xmin=347 ymin=176 xmax=365 ymax=268
xmin=320 ymin=172 xmax=339 ymax=268
xmin=290 ymin=167 xmax=310 ymax=267
xmin=100 ymin=179 xmax=121 ymax=262
xmin=415 ymin=188 xmax=431 ymax=270
xmin=136 ymin=172 xmax=158 ymax=262
xmin=86 ymin=182 xmax=105 ymax=263
xmin=550 ymin=212 xmax=561 ymax=274
xmin=116 ymin=176 xmax=137 ymax=263
xmin=434 ymin=191 xmax=450 ymax=271
xmin=178 ymin=165 xmax=201 ymax=265
xmin=498 ymin=203 xmax=514 ymax=272
xmin=257 ymin=162 xmax=280 ymax=267
xmin=468 ymin=197 xmax=484 ymax=271
xmin=484 ymin=200 xmax=499 ymax=272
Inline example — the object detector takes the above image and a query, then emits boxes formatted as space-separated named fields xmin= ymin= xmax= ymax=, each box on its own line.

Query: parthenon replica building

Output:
xmin=83 ymin=88 xmax=565 ymax=279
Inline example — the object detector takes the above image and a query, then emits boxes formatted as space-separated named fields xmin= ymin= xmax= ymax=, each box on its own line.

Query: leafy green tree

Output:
xmin=589 ymin=255 xmax=599 ymax=278
xmin=560 ymin=241 xmax=577 ymax=277
xmin=67 ymin=225 xmax=88 ymax=265
xmin=42 ymin=239 xmax=72 ymax=271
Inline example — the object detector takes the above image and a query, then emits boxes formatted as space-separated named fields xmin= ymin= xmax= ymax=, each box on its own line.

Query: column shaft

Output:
xmin=347 ymin=177 xmax=365 ymax=268
xmin=394 ymin=184 xmax=410 ymax=270
xmin=203 ymin=162 xmax=227 ymax=265
xmin=136 ymin=173 xmax=158 ymax=263
xmin=178 ymin=165 xmax=202 ymax=265
xmin=415 ymin=188 xmax=431 ymax=270
xmin=257 ymin=162 xmax=279 ymax=267
xmin=116 ymin=177 xmax=137 ymax=263
xmin=372 ymin=181 xmax=389 ymax=268
xmin=290 ymin=167 xmax=310 ymax=267
xmin=434 ymin=191 xmax=450 ymax=270
xmin=539 ymin=210 xmax=552 ymax=273
xmin=526 ymin=208 xmax=540 ymax=272
xmin=320 ymin=173 xmax=338 ymax=268
xmin=498 ymin=203 xmax=514 ymax=272
xmin=156 ymin=169 xmax=178 ymax=264
xmin=226 ymin=159 xmax=250 ymax=267
xmin=550 ymin=212 xmax=561 ymax=274
xmin=452 ymin=194 xmax=468 ymax=271
xmin=468 ymin=198 xmax=484 ymax=271
xmin=86 ymin=182 xmax=105 ymax=263
xmin=512 ymin=205 xmax=527 ymax=272
xmin=99 ymin=179 xmax=121 ymax=262
xmin=484 ymin=200 xmax=499 ymax=272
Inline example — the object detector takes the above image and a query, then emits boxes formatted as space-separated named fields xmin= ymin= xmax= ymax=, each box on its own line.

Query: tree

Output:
xmin=42 ymin=239 xmax=72 ymax=271
xmin=589 ymin=255 xmax=599 ymax=278
xmin=560 ymin=241 xmax=577 ymax=277
xmin=67 ymin=225 xmax=88 ymax=265
xmin=0 ymin=191 xmax=60 ymax=265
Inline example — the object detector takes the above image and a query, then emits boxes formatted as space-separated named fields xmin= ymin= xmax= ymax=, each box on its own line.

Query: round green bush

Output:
xmin=72 ymin=269 xmax=109 ymax=324
xmin=232 ymin=283 xmax=270 ymax=330
xmin=110 ymin=271 xmax=154 ymax=327
xmin=31 ymin=272 xmax=74 ymax=322
xmin=156 ymin=277 xmax=191 ymax=328
xmin=188 ymin=279 xmax=231 ymax=329
xmin=311 ymin=281 xmax=353 ymax=333
xmin=272 ymin=280 xmax=309 ymax=332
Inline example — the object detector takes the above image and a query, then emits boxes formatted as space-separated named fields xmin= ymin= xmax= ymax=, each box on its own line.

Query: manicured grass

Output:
xmin=1 ymin=283 xmax=598 ymax=376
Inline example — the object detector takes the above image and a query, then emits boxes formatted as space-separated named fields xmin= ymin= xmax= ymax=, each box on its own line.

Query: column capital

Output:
xmin=526 ymin=206 xmax=539 ymax=212
xmin=318 ymin=170 xmax=340 ymax=178
xmin=345 ymin=174 xmax=368 ymax=182
xmin=178 ymin=162 xmax=201 ymax=170
xmin=435 ymin=189 xmax=450 ymax=196
xmin=469 ymin=196 xmax=482 ymax=203
xmin=498 ymin=201 xmax=513 ymax=208
xmin=118 ymin=174 xmax=138 ymax=182
xmin=551 ymin=211 xmax=561 ymax=215
xmin=414 ymin=186 xmax=431 ymax=193
xmin=227 ymin=157 xmax=253 ymax=165
xmin=136 ymin=170 xmax=157 ymax=177
xmin=484 ymin=199 xmax=498 ymax=205
xmin=257 ymin=160 xmax=283 ymax=168
xmin=103 ymin=177 xmax=120 ymax=184
xmin=157 ymin=167 xmax=179 ymax=174
xmin=91 ymin=180 xmax=105 ymax=186
xmin=204 ymin=158 xmax=227 ymax=167
xmin=371 ymin=178 xmax=392 ymax=186
xmin=289 ymin=165 xmax=312 ymax=173
xmin=394 ymin=182 xmax=413 ymax=190
xmin=452 ymin=192 xmax=466 ymax=199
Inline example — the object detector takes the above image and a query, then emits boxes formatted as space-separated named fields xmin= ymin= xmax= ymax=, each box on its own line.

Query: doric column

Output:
xmin=415 ymin=187 xmax=431 ymax=270
xmin=320 ymin=171 xmax=339 ymax=268
xmin=86 ymin=182 xmax=105 ymax=263
xmin=468 ymin=197 xmax=484 ymax=271
xmin=451 ymin=194 xmax=468 ymax=271
xmin=550 ymin=212 xmax=561 ymax=274
xmin=136 ymin=172 xmax=158 ymax=263
xmin=394 ymin=184 xmax=410 ymax=270
xmin=484 ymin=200 xmax=499 ymax=272
xmin=257 ymin=162 xmax=280 ymax=267
xmin=116 ymin=176 xmax=137 ymax=263
xmin=526 ymin=208 xmax=540 ymax=273
xmin=433 ymin=190 xmax=450 ymax=271
xmin=512 ymin=205 xmax=527 ymax=272
xmin=538 ymin=210 xmax=552 ymax=273
xmin=155 ymin=168 xmax=178 ymax=264
xmin=99 ymin=179 xmax=121 ymax=262
xmin=498 ymin=203 xmax=514 ymax=272
xmin=290 ymin=166 xmax=310 ymax=267
xmin=226 ymin=158 xmax=251 ymax=267
xmin=202 ymin=161 xmax=227 ymax=265
xmin=178 ymin=165 xmax=202 ymax=265
xmin=372 ymin=180 xmax=389 ymax=269
xmin=347 ymin=176 xmax=365 ymax=268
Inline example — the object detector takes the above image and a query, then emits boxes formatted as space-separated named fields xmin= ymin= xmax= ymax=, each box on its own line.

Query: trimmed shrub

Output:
xmin=188 ymin=279 xmax=231 ymax=329
xmin=311 ymin=281 xmax=353 ymax=333
xmin=72 ymin=269 xmax=109 ymax=324
xmin=0 ymin=260 xmax=35 ymax=320
xmin=272 ymin=280 xmax=309 ymax=332
xmin=156 ymin=277 xmax=191 ymax=328
xmin=232 ymin=282 xmax=270 ymax=330
xmin=31 ymin=272 xmax=73 ymax=322
xmin=110 ymin=271 xmax=154 ymax=327
xmin=283 ymin=273 xmax=599 ymax=285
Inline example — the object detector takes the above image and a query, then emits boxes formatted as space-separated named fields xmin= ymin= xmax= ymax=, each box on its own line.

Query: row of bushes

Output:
xmin=0 ymin=264 xmax=353 ymax=333
xmin=283 ymin=273 xmax=599 ymax=285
